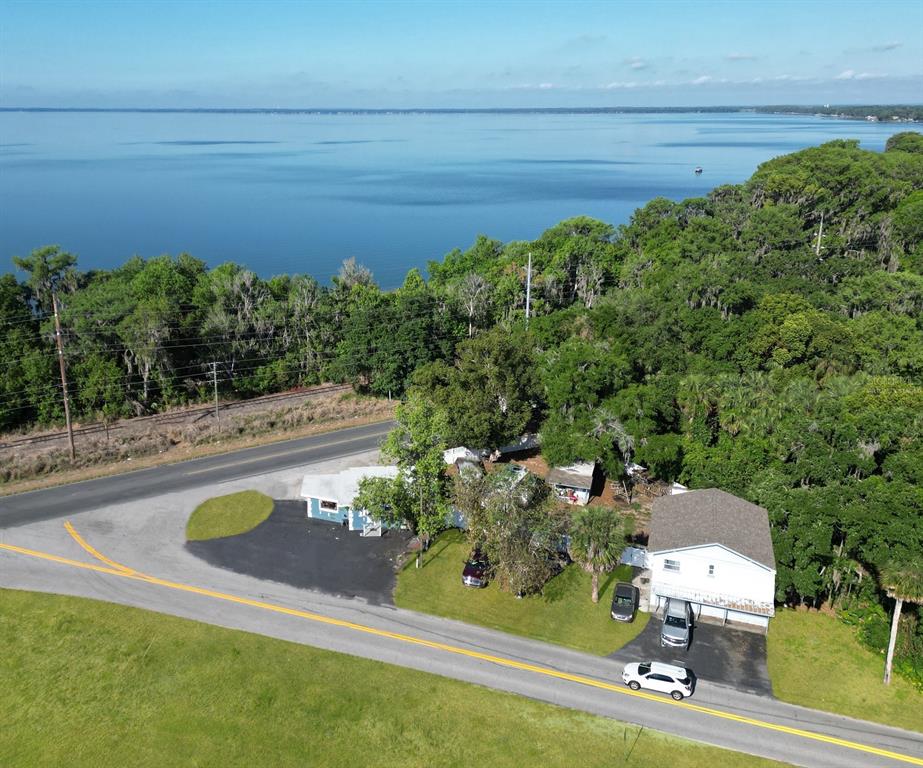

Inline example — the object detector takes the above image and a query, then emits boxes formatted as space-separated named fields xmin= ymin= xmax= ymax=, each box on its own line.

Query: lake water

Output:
xmin=0 ymin=110 xmax=911 ymax=288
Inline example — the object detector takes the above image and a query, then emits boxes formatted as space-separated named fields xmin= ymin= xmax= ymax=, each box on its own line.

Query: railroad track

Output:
xmin=0 ymin=384 xmax=353 ymax=450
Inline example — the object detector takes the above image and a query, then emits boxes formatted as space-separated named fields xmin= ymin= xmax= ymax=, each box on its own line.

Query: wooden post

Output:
xmin=52 ymin=293 xmax=76 ymax=460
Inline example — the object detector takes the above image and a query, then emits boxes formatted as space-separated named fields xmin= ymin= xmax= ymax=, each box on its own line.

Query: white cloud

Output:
xmin=771 ymin=74 xmax=810 ymax=82
xmin=726 ymin=52 xmax=757 ymax=61
xmin=603 ymin=81 xmax=639 ymax=89
xmin=626 ymin=57 xmax=647 ymax=70
xmin=691 ymin=75 xmax=712 ymax=85
xmin=538 ymin=82 xmax=554 ymax=89
xmin=836 ymin=69 xmax=886 ymax=80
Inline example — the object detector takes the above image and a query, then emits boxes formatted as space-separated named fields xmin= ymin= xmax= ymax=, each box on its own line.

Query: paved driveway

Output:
xmin=187 ymin=500 xmax=411 ymax=605
xmin=608 ymin=615 xmax=773 ymax=696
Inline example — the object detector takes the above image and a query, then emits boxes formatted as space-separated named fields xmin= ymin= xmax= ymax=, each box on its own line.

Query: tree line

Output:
xmin=3 ymin=132 xmax=923 ymax=684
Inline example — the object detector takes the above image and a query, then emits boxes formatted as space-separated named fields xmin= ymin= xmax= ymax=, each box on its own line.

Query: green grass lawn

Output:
xmin=394 ymin=529 xmax=648 ymax=655
xmin=185 ymin=490 xmax=274 ymax=540
xmin=767 ymin=609 xmax=923 ymax=733
xmin=0 ymin=588 xmax=788 ymax=768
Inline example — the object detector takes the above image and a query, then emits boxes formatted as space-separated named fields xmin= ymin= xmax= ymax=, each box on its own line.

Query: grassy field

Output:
xmin=394 ymin=529 xmax=647 ymax=655
xmin=0 ymin=588 xmax=789 ymax=768
xmin=767 ymin=609 xmax=923 ymax=733
xmin=185 ymin=490 xmax=274 ymax=540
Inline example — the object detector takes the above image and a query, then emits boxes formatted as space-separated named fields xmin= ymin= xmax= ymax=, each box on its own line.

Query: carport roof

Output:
xmin=648 ymin=488 xmax=775 ymax=570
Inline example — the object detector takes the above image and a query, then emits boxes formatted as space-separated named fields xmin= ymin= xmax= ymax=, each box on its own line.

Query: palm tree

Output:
xmin=569 ymin=506 xmax=626 ymax=603
xmin=879 ymin=556 xmax=923 ymax=685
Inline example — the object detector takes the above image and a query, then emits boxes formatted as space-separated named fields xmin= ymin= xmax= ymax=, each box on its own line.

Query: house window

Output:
xmin=320 ymin=499 xmax=337 ymax=511
xmin=664 ymin=559 xmax=680 ymax=573
xmin=707 ymin=564 xmax=716 ymax=577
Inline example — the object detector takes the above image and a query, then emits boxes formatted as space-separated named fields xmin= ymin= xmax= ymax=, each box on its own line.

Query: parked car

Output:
xmin=622 ymin=661 xmax=696 ymax=700
xmin=610 ymin=582 xmax=640 ymax=622
xmin=660 ymin=598 xmax=694 ymax=649
xmin=462 ymin=551 xmax=489 ymax=588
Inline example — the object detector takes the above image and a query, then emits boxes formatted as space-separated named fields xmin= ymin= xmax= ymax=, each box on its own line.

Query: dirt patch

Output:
xmin=0 ymin=389 xmax=395 ymax=495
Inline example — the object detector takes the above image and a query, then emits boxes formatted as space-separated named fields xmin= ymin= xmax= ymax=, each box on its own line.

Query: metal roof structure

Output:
xmin=546 ymin=461 xmax=595 ymax=489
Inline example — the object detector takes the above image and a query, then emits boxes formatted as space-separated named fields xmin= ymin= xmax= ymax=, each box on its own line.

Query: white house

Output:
xmin=647 ymin=488 xmax=776 ymax=629
xmin=300 ymin=466 xmax=398 ymax=536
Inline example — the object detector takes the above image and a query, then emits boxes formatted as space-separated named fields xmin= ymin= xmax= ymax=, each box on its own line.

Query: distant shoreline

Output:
xmin=0 ymin=105 xmax=919 ymax=122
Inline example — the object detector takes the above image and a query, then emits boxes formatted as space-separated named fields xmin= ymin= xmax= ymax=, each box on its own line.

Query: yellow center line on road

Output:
xmin=0 ymin=540 xmax=147 ymax=580
xmin=1 ymin=526 xmax=921 ymax=767
xmin=63 ymin=521 xmax=138 ymax=575
xmin=180 ymin=431 xmax=390 ymax=476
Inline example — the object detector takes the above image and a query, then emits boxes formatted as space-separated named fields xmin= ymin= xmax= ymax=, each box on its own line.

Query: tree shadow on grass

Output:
xmin=412 ymin=530 xmax=462 ymax=570
xmin=599 ymin=569 xmax=618 ymax=600
xmin=541 ymin=565 xmax=581 ymax=604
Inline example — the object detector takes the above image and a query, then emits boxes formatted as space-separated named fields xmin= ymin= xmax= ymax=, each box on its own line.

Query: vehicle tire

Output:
xmin=671 ymin=691 xmax=684 ymax=701
xmin=628 ymin=681 xmax=641 ymax=691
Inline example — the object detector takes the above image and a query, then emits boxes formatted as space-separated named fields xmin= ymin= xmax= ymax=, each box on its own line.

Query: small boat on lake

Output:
xmin=694 ymin=166 xmax=703 ymax=174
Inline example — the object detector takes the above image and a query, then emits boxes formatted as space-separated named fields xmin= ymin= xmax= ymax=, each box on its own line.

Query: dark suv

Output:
xmin=462 ymin=551 xmax=489 ymax=588
xmin=610 ymin=582 xmax=640 ymax=622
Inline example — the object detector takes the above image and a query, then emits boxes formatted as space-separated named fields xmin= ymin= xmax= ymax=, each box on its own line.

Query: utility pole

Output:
xmin=524 ymin=251 xmax=532 ymax=328
xmin=212 ymin=361 xmax=219 ymax=425
xmin=52 ymin=292 xmax=76 ymax=460
xmin=815 ymin=211 xmax=825 ymax=257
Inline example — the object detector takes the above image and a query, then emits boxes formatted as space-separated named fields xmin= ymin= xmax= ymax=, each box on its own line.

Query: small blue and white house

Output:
xmin=300 ymin=466 xmax=398 ymax=537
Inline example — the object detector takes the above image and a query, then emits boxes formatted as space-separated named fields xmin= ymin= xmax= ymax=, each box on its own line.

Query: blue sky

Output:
xmin=1 ymin=0 xmax=921 ymax=107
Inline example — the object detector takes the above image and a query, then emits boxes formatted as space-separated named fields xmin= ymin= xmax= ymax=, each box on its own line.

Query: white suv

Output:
xmin=622 ymin=661 xmax=696 ymax=700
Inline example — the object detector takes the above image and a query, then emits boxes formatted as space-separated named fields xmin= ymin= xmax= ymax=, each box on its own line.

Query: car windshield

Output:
xmin=466 ymin=559 xmax=486 ymax=568
xmin=678 ymin=676 xmax=691 ymax=685
xmin=615 ymin=596 xmax=633 ymax=606
xmin=665 ymin=616 xmax=687 ymax=628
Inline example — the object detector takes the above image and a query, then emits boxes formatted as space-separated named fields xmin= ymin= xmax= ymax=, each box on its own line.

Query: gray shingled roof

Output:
xmin=648 ymin=489 xmax=775 ymax=570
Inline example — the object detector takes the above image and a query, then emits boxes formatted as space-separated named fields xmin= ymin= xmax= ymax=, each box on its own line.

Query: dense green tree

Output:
xmin=414 ymin=326 xmax=539 ymax=450
xmin=363 ymin=391 xmax=451 ymax=567
xmin=885 ymin=132 xmax=923 ymax=154
xmin=12 ymin=244 xmax=77 ymax=313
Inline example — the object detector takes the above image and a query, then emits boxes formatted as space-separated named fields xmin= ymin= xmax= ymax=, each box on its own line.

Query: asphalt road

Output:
xmin=0 ymin=420 xmax=394 ymax=527
xmin=1 ymin=423 xmax=921 ymax=767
